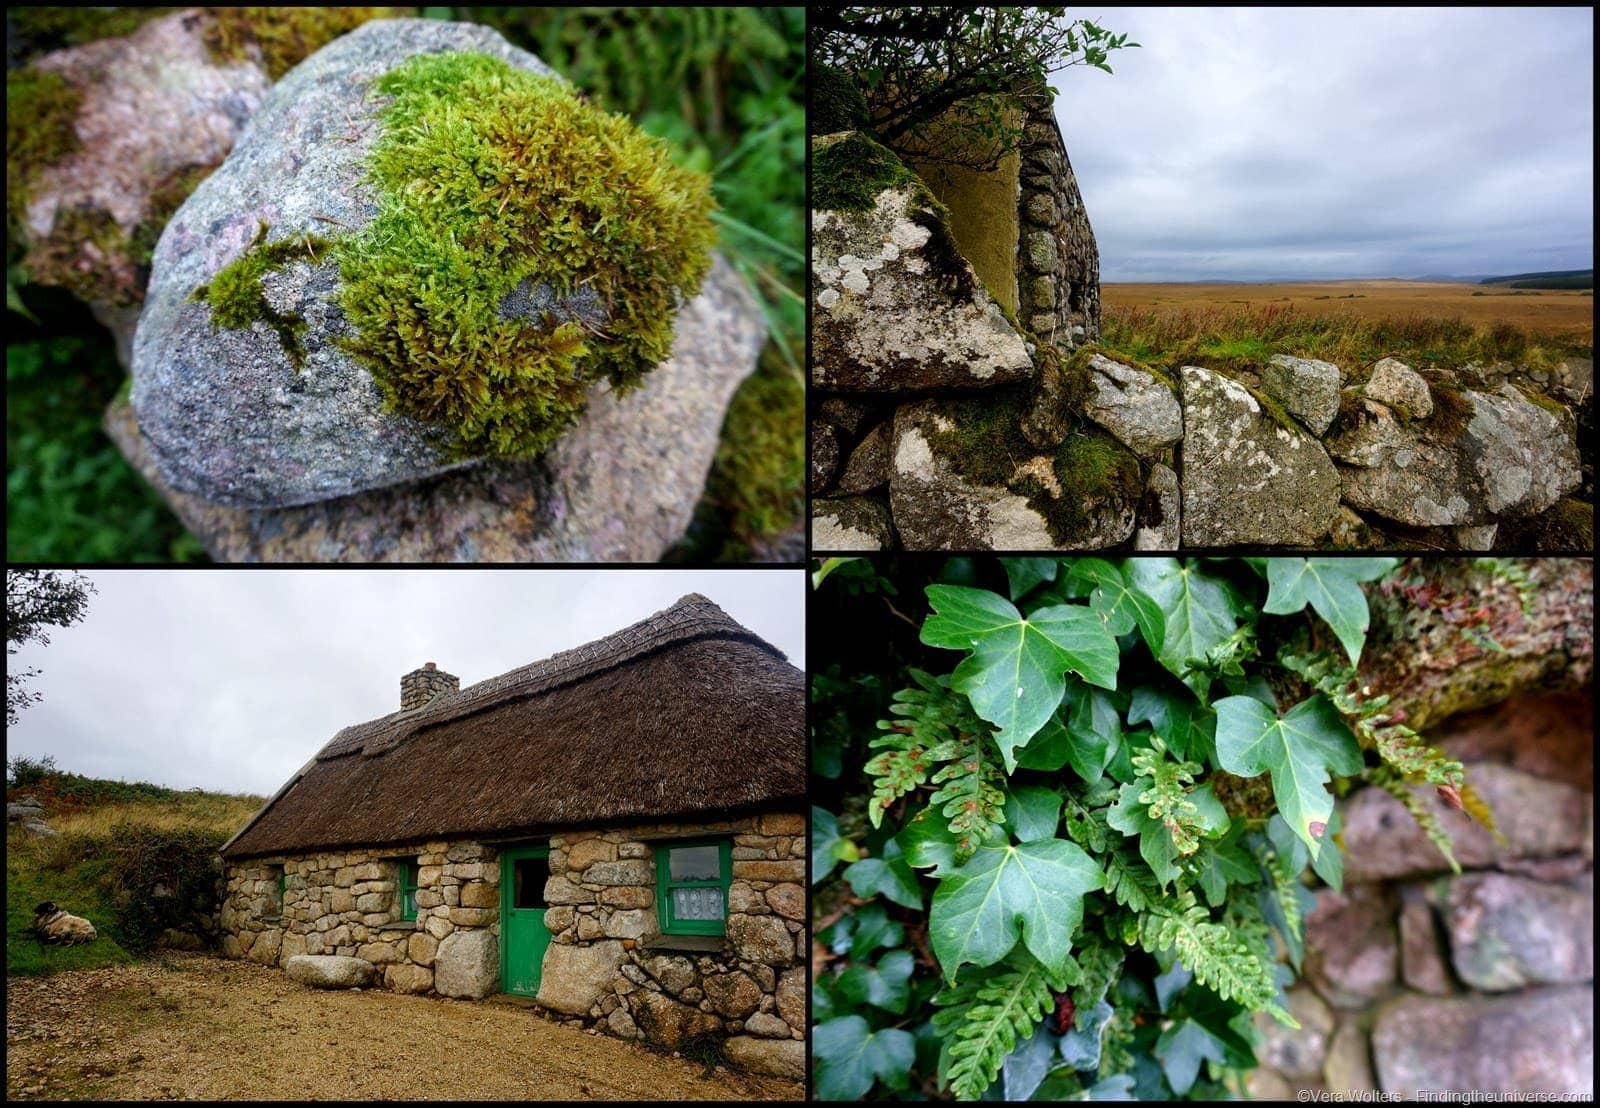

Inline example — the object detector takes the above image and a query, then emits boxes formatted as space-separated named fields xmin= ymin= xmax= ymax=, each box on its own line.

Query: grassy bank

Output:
xmin=6 ymin=763 xmax=262 ymax=977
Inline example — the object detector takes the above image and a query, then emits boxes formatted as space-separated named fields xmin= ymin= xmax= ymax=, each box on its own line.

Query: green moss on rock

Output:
xmin=924 ymin=389 xmax=1141 ymax=546
xmin=190 ymin=222 xmax=330 ymax=367
xmin=1423 ymin=381 xmax=1475 ymax=441
xmin=810 ymin=66 xmax=868 ymax=135
xmin=812 ymin=131 xmax=922 ymax=212
xmin=6 ymin=66 xmax=83 ymax=248
xmin=317 ymin=50 xmax=716 ymax=459
xmin=203 ymin=7 xmax=405 ymax=79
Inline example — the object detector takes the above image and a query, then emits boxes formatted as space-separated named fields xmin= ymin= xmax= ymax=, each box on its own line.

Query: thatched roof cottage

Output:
xmin=217 ymin=593 xmax=805 ymax=1077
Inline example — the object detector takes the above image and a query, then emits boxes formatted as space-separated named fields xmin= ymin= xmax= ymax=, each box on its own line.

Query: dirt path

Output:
xmin=5 ymin=954 xmax=802 ymax=1101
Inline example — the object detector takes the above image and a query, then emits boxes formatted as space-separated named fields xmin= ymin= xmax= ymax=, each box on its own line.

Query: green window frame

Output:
xmin=397 ymin=859 xmax=418 ymax=922
xmin=654 ymin=839 xmax=732 ymax=936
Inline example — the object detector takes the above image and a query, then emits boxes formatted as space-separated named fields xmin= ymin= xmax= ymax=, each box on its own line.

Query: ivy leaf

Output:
xmin=1126 ymin=559 xmax=1244 ymax=698
xmin=1058 ymin=998 xmax=1115 ymax=1071
xmin=1310 ymin=806 xmax=1344 ymax=891
xmin=896 ymin=806 xmax=962 ymax=877
xmin=1069 ymin=558 xmax=1165 ymax=652
xmin=1018 ymin=680 xmax=1122 ymax=783
xmin=1154 ymin=964 xmax=1193 ymax=1013
xmin=823 ymin=903 xmax=903 ymax=958
xmin=929 ymin=838 xmax=1105 ymax=981
xmin=1262 ymin=557 xmax=1398 ymax=664
xmin=811 ymin=805 xmax=856 ymax=884
xmin=922 ymin=585 xmax=1120 ymax=770
xmin=844 ymin=839 xmax=924 ymax=910
xmin=836 ymin=949 xmax=916 ymax=1014
xmin=1000 ymin=1024 xmax=1060 ymax=1102
xmin=1000 ymin=557 xmax=1060 ymax=600
xmin=1004 ymin=785 xmax=1064 ymax=843
xmin=813 ymin=1015 xmax=916 ymax=1100
xmin=1127 ymin=685 xmax=1211 ymax=761
xmin=1154 ymin=1018 xmax=1228 ymax=1095
xmin=1214 ymin=695 xmax=1362 ymax=859
xmin=1192 ymin=826 xmax=1259 ymax=908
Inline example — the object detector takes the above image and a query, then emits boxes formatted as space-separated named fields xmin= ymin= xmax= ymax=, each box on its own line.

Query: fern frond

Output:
xmin=933 ymin=954 xmax=1073 ymax=1100
xmin=1261 ymin=843 xmax=1303 ymax=951
xmin=867 ymin=670 xmax=1005 ymax=854
xmin=1101 ymin=848 xmax=1160 ymax=912
xmin=1366 ymin=765 xmax=1461 ymax=873
xmin=1133 ymin=888 xmax=1291 ymax=1026
xmin=1130 ymin=736 xmax=1207 ymax=856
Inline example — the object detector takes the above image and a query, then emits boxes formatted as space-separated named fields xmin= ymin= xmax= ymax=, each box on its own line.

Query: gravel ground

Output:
xmin=5 ymin=953 xmax=802 ymax=1101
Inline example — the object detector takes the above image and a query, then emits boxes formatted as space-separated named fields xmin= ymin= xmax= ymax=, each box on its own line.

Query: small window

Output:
xmin=512 ymin=854 xmax=549 ymax=910
xmin=654 ymin=839 xmax=731 ymax=936
xmin=397 ymin=859 xmax=418 ymax=922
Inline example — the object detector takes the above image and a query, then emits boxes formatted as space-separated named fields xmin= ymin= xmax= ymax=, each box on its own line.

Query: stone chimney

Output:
xmin=401 ymin=662 xmax=458 ymax=711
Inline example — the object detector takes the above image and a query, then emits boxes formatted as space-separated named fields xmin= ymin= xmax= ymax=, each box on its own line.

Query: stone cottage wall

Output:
xmin=219 ymin=811 xmax=807 ymax=1079
xmin=1245 ymin=691 xmax=1594 ymax=1099
xmin=221 ymin=839 xmax=502 ymax=998
xmin=1015 ymin=80 xmax=1099 ymax=347
xmin=536 ymin=812 xmax=806 ymax=1080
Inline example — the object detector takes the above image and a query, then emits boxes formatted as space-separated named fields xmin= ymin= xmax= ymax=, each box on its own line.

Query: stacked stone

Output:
xmin=1015 ymin=82 xmax=1099 ymax=345
xmin=220 ymin=840 xmax=502 ymax=998
xmin=536 ymin=813 xmax=805 ymax=1080
xmin=1243 ymin=692 xmax=1594 ymax=1100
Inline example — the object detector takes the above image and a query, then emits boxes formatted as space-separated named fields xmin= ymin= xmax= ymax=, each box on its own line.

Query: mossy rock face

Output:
xmin=888 ymin=395 xmax=1139 ymax=550
xmin=811 ymin=134 xmax=1033 ymax=395
xmin=131 ymin=19 xmax=726 ymax=511
xmin=1331 ymin=382 xmax=1582 ymax=528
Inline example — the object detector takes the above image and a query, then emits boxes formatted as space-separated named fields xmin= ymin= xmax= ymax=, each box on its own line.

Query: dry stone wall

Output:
xmin=537 ymin=813 xmax=806 ymax=1081
xmin=220 ymin=811 xmax=805 ymax=1079
xmin=1244 ymin=691 xmax=1594 ymax=1100
xmin=221 ymin=840 xmax=502 ymax=998
xmin=1015 ymin=81 xmax=1099 ymax=345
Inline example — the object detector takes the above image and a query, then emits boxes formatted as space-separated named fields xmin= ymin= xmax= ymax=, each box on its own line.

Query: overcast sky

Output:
xmin=1054 ymin=7 xmax=1594 ymax=281
xmin=8 ymin=570 xmax=802 ymax=797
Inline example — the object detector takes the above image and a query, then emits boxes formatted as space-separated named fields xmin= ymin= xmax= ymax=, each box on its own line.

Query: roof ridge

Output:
xmin=319 ymin=594 xmax=776 ymax=761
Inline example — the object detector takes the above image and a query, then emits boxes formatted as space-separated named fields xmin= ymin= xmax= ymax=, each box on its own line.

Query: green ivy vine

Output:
xmin=811 ymin=556 xmax=1493 ymax=1101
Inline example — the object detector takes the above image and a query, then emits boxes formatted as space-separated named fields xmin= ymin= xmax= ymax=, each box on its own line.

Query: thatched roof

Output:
xmin=221 ymin=594 xmax=802 ymax=859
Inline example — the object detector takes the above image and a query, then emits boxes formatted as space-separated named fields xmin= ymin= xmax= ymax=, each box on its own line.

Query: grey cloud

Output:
xmin=1054 ymin=7 xmax=1592 ymax=280
xmin=7 ymin=570 xmax=803 ymax=796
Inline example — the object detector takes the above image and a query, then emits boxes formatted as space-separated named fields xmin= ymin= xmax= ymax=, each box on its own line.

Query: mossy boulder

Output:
xmin=1179 ymin=364 xmax=1341 ymax=546
xmin=810 ymin=132 xmax=1032 ymax=394
xmin=1261 ymin=354 xmax=1343 ymax=436
xmin=1331 ymin=383 xmax=1582 ymax=527
xmin=889 ymin=396 xmax=1140 ymax=550
xmin=131 ymin=19 xmax=730 ymax=511
xmin=809 ymin=66 xmax=868 ymax=136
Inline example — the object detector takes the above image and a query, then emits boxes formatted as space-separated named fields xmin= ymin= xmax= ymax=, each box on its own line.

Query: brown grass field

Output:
xmin=1103 ymin=280 xmax=1593 ymax=343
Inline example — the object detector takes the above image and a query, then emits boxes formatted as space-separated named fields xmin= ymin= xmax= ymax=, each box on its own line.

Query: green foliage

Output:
xmin=7 ymin=754 xmax=59 ymax=789
xmin=811 ymin=65 xmax=870 ymax=135
xmin=933 ymin=952 xmax=1074 ymax=1099
xmin=921 ymin=585 xmax=1119 ymax=770
xmin=812 ymin=7 xmax=1137 ymax=165
xmin=811 ymin=130 xmax=923 ymax=212
xmin=814 ymin=1015 xmax=916 ymax=1100
xmin=101 ymin=822 xmax=227 ymax=952
xmin=6 ymin=336 xmax=205 ymax=562
xmin=812 ymin=556 xmax=1504 ymax=1100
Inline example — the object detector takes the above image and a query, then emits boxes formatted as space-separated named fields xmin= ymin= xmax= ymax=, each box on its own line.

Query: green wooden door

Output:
xmin=500 ymin=845 xmax=552 ymax=997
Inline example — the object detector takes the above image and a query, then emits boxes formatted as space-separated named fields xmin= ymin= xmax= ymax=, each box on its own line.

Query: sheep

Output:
xmin=33 ymin=901 xmax=97 ymax=946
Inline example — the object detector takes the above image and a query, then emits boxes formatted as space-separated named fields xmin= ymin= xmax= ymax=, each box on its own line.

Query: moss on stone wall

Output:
xmin=924 ymin=390 xmax=1141 ymax=546
xmin=5 ymin=66 xmax=83 ymax=251
xmin=811 ymin=131 xmax=921 ymax=212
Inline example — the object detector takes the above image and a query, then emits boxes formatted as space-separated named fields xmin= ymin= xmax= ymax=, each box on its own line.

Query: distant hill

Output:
xmin=1479 ymin=269 xmax=1593 ymax=290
